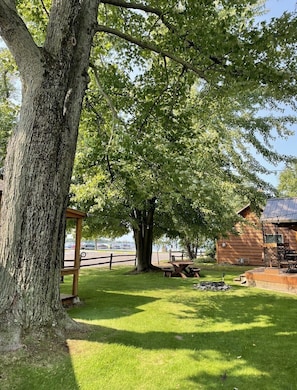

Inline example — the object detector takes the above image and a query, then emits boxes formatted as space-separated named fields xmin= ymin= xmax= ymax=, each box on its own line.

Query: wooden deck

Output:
xmin=245 ymin=267 xmax=297 ymax=294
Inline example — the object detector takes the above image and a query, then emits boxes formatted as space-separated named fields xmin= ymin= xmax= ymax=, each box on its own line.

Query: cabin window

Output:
xmin=264 ymin=234 xmax=283 ymax=244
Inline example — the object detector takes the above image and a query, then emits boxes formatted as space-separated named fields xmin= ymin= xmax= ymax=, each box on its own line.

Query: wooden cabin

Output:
xmin=216 ymin=205 xmax=263 ymax=266
xmin=0 ymin=179 xmax=86 ymax=299
xmin=216 ymin=203 xmax=297 ymax=267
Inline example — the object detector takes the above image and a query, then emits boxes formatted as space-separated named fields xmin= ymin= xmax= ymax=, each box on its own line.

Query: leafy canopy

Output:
xmin=3 ymin=0 xmax=297 ymax=241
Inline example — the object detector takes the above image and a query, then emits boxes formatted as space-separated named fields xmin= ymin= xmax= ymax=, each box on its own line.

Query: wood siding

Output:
xmin=216 ymin=206 xmax=297 ymax=266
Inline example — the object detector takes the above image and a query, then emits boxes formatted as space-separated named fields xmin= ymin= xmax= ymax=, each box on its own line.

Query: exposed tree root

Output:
xmin=0 ymin=313 xmax=88 ymax=352
xmin=128 ymin=264 xmax=162 ymax=274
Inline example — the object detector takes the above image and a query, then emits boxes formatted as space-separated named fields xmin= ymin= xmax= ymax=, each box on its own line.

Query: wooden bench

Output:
xmin=161 ymin=267 xmax=174 ymax=277
xmin=161 ymin=265 xmax=200 ymax=278
xmin=188 ymin=266 xmax=201 ymax=277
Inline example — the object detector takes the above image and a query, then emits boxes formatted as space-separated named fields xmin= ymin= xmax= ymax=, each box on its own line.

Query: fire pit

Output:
xmin=193 ymin=281 xmax=231 ymax=291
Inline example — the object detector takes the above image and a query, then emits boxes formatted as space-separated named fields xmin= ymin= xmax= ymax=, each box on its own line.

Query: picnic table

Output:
xmin=162 ymin=261 xmax=200 ymax=278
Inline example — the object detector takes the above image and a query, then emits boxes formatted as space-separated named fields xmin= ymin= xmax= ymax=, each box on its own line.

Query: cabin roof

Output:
xmin=261 ymin=197 xmax=297 ymax=224
xmin=237 ymin=204 xmax=251 ymax=216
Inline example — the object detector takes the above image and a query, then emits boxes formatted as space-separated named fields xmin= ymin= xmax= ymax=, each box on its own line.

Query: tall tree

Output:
xmin=72 ymin=49 xmax=295 ymax=270
xmin=0 ymin=0 xmax=100 ymax=351
xmin=71 ymin=60 xmax=290 ymax=270
xmin=0 ymin=0 xmax=296 ymax=350
xmin=278 ymin=162 xmax=297 ymax=197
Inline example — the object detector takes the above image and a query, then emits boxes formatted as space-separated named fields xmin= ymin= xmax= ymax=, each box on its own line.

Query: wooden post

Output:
xmin=109 ymin=253 xmax=113 ymax=270
xmin=63 ymin=208 xmax=86 ymax=299
xmin=72 ymin=217 xmax=82 ymax=296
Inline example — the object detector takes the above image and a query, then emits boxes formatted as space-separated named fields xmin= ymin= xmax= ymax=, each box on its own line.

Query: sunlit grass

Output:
xmin=1 ymin=265 xmax=297 ymax=389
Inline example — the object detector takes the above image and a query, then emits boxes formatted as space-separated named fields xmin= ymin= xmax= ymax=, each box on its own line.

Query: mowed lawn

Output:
xmin=1 ymin=265 xmax=297 ymax=390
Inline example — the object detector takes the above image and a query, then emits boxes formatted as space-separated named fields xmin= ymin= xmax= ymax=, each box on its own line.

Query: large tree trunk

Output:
xmin=0 ymin=1 xmax=99 ymax=351
xmin=185 ymin=242 xmax=197 ymax=260
xmin=132 ymin=198 xmax=157 ymax=272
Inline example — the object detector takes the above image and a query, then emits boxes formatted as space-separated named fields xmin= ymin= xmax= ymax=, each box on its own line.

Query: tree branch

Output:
xmin=100 ymin=0 xmax=227 ymax=68
xmin=0 ymin=1 xmax=42 ymax=78
xmin=101 ymin=0 xmax=162 ymax=13
xmin=90 ymin=63 xmax=122 ymax=125
xmin=138 ymin=84 xmax=169 ymax=133
xmin=40 ymin=0 xmax=50 ymax=18
xmin=101 ymin=0 xmax=171 ymax=28
xmin=96 ymin=24 xmax=207 ymax=79
xmin=89 ymin=62 xmax=125 ymax=182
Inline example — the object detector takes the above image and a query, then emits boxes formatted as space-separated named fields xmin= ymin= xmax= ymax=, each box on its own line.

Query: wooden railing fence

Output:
xmin=64 ymin=252 xmax=137 ymax=271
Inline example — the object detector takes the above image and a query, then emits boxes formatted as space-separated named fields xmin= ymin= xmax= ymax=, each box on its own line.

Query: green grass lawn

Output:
xmin=1 ymin=265 xmax=297 ymax=390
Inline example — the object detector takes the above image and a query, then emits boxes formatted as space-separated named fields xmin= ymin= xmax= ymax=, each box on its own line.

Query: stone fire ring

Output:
xmin=193 ymin=281 xmax=231 ymax=291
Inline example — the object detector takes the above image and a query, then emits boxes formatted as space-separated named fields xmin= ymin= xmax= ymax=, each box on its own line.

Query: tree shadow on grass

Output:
xmin=69 ymin=321 xmax=295 ymax=389
xmin=0 ymin=335 xmax=80 ymax=390
xmin=71 ymin=267 xmax=178 ymax=294
xmin=71 ymin=290 xmax=160 ymax=321
xmin=67 ymin=289 xmax=297 ymax=389
xmin=61 ymin=268 xmax=297 ymax=388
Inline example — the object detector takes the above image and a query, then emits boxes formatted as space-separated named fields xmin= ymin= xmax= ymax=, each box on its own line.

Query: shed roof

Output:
xmin=261 ymin=197 xmax=297 ymax=224
xmin=66 ymin=208 xmax=86 ymax=219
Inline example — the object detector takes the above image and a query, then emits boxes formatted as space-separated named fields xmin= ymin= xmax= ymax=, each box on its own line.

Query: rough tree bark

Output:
xmin=0 ymin=0 xmax=99 ymax=351
xmin=185 ymin=242 xmax=198 ymax=260
xmin=132 ymin=198 xmax=157 ymax=272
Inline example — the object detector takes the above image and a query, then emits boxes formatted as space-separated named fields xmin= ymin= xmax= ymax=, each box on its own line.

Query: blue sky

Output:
xmin=265 ymin=0 xmax=296 ymax=16
xmin=257 ymin=0 xmax=297 ymax=187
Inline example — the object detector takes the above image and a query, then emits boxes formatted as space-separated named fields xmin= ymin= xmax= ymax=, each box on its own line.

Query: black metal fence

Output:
xmin=64 ymin=252 xmax=137 ymax=270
